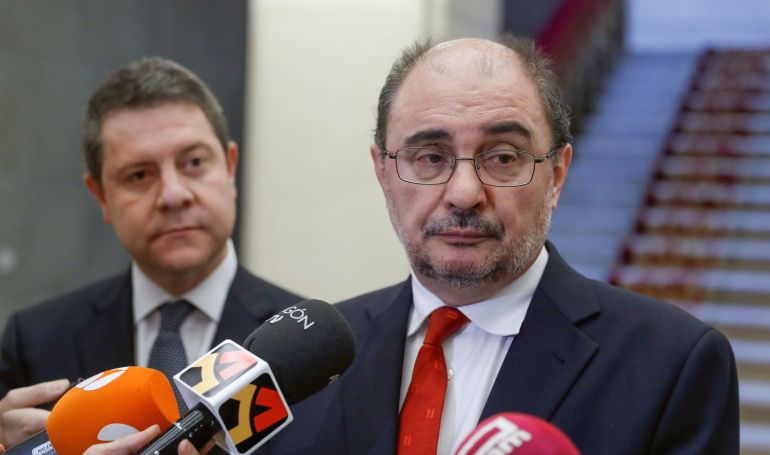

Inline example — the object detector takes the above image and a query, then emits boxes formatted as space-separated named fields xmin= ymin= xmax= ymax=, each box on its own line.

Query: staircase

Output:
xmin=551 ymin=50 xmax=770 ymax=454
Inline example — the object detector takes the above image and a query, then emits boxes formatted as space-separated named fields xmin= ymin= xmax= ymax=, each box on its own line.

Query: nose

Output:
xmin=443 ymin=158 xmax=487 ymax=211
xmin=156 ymin=168 xmax=193 ymax=210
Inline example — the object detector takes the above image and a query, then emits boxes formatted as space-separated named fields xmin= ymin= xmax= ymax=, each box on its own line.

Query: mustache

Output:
xmin=422 ymin=212 xmax=505 ymax=238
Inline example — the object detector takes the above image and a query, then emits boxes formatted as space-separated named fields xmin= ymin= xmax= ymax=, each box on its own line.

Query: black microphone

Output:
xmin=3 ymin=430 xmax=55 ymax=455
xmin=139 ymin=299 xmax=355 ymax=455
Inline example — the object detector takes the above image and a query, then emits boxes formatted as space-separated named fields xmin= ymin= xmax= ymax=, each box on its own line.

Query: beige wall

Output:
xmin=243 ymin=0 xmax=501 ymax=303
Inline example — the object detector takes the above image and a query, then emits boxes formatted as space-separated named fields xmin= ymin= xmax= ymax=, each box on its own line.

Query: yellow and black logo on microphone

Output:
xmin=218 ymin=374 xmax=290 ymax=452
xmin=178 ymin=342 xmax=259 ymax=398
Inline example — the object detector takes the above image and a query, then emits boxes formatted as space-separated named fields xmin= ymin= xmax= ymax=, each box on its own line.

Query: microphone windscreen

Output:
xmin=46 ymin=366 xmax=179 ymax=455
xmin=455 ymin=413 xmax=580 ymax=455
xmin=241 ymin=299 xmax=355 ymax=404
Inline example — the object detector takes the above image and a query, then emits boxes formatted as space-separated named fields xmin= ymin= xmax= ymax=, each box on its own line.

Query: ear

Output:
xmin=550 ymin=143 xmax=572 ymax=210
xmin=84 ymin=172 xmax=112 ymax=224
xmin=371 ymin=144 xmax=387 ymax=191
xmin=225 ymin=141 xmax=239 ymax=197
xmin=226 ymin=141 xmax=239 ymax=179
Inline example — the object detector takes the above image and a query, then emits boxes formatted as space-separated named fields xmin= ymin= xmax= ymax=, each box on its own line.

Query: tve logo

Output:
xmin=454 ymin=413 xmax=581 ymax=455
xmin=456 ymin=416 xmax=531 ymax=455
xmin=218 ymin=373 xmax=290 ymax=453
xmin=178 ymin=342 xmax=258 ymax=397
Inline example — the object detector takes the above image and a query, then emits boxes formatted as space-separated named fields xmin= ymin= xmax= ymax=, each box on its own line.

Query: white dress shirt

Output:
xmin=132 ymin=240 xmax=238 ymax=366
xmin=400 ymin=246 xmax=549 ymax=455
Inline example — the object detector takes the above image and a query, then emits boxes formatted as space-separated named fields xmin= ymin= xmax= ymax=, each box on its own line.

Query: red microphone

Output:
xmin=45 ymin=366 xmax=179 ymax=455
xmin=454 ymin=413 xmax=580 ymax=455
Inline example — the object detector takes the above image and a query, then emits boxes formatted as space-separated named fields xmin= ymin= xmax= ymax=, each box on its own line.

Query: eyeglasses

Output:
xmin=383 ymin=147 xmax=559 ymax=187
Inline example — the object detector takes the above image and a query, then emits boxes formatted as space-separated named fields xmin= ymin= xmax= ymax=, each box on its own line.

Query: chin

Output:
xmin=158 ymin=251 xmax=209 ymax=272
xmin=435 ymin=248 xmax=491 ymax=265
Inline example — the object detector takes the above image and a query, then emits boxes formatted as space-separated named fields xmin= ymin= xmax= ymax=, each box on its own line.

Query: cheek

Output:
xmin=493 ymin=188 xmax=542 ymax=230
xmin=200 ymin=184 xmax=237 ymax=227
xmin=104 ymin=192 xmax=151 ymax=230
xmin=108 ymin=204 xmax=140 ymax=233
xmin=391 ymin=185 xmax=440 ymax=225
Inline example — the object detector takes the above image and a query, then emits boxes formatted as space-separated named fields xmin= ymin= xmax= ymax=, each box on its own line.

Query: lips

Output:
xmin=431 ymin=229 xmax=492 ymax=245
xmin=423 ymin=213 xmax=504 ymax=241
xmin=166 ymin=226 xmax=195 ymax=234
xmin=154 ymin=226 xmax=199 ymax=240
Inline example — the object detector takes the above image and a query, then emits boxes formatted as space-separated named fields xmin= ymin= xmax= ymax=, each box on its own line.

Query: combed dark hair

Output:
xmin=83 ymin=57 xmax=229 ymax=183
xmin=374 ymin=39 xmax=434 ymax=152
xmin=373 ymin=34 xmax=572 ymax=156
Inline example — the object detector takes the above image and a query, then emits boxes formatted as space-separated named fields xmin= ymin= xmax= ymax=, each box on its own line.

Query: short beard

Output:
xmin=385 ymin=186 xmax=552 ymax=290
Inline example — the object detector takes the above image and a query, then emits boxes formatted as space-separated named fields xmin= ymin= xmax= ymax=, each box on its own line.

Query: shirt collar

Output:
xmin=408 ymin=246 xmax=549 ymax=337
xmin=132 ymin=239 xmax=238 ymax=323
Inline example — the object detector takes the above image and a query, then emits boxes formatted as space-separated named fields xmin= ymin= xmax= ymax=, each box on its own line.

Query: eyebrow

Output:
xmin=482 ymin=121 xmax=531 ymax=139
xmin=403 ymin=128 xmax=453 ymax=147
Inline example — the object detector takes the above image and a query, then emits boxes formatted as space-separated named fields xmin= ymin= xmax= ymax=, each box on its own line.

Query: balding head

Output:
xmin=374 ymin=35 xmax=571 ymax=155
xmin=422 ymin=38 xmax=521 ymax=78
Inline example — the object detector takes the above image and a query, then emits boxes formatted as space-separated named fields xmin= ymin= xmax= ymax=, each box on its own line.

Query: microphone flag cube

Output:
xmin=174 ymin=340 xmax=293 ymax=454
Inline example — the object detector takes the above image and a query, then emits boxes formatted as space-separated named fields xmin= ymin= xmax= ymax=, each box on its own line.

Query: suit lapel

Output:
xmin=73 ymin=266 xmax=282 ymax=380
xmin=480 ymin=289 xmax=598 ymax=420
xmin=342 ymin=280 xmax=413 ymax=455
xmin=75 ymin=272 xmax=135 ymax=377
xmin=212 ymin=266 xmax=281 ymax=346
xmin=481 ymin=243 xmax=600 ymax=421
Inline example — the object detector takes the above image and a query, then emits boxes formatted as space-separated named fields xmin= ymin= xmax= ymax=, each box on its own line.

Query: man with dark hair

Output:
xmin=270 ymin=36 xmax=739 ymax=454
xmin=0 ymin=57 xmax=302 ymax=449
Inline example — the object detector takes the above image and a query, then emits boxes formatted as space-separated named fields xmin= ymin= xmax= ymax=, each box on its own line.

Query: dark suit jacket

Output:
xmin=267 ymin=243 xmax=739 ymax=455
xmin=0 ymin=265 xmax=303 ymax=397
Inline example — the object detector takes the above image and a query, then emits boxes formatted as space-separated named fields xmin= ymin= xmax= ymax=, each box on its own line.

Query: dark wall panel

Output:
xmin=503 ymin=0 xmax=563 ymax=37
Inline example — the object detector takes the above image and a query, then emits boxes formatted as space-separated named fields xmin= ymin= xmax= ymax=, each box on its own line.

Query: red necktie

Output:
xmin=398 ymin=307 xmax=470 ymax=455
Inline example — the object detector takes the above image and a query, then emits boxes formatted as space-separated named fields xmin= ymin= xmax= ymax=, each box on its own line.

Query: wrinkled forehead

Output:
xmin=389 ymin=39 xmax=550 ymax=146
xmin=400 ymin=39 xmax=543 ymax=110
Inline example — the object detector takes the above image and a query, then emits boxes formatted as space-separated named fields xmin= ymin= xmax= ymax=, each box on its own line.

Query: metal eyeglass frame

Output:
xmin=382 ymin=146 xmax=560 ymax=187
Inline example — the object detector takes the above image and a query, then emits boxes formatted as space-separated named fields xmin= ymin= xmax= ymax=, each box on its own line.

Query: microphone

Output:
xmin=139 ymin=299 xmax=355 ymax=455
xmin=454 ymin=413 xmax=580 ymax=455
xmin=3 ymin=430 xmax=55 ymax=455
xmin=2 ymin=367 xmax=178 ymax=455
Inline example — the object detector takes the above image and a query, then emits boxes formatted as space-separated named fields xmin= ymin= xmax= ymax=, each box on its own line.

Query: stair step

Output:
xmin=742 ymin=403 xmax=770 ymax=426
xmin=694 ymin=73 xmax=770 ymax=91
xmin=684 ymin=90 xmax=770 ymax=112
xmin=656 ymin=155 xmax=770 ymax=182
xmin=683 ymin=301 xmax=770 ymax=329
xmin=738 ymin=382 xmax=770 ymax=425
xmin=622 ymin=234 xmax=770 ymax=269
xmin=741 ymin=421 xmax=770 ymax=455
xmin=666 ymin=133 xmax=770 ymax=156
xmin=698 ymin=50 xmax=770 ymax=70
xmin=610 ymin=265 xmax=770 ymax=303
xmin=738 ymin=361 xmax=770 ymax=382
xmin=636 ymin=207 xmax=770 ymax=237
xmin=647 ymin=181 xmax=770 ymax=209
xmin=742 ymin=379 xmax=770 ymax=405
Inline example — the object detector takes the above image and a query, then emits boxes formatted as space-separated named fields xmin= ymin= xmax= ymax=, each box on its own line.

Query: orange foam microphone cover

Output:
xmin=46 ymin=366 xmax=180 ymax=455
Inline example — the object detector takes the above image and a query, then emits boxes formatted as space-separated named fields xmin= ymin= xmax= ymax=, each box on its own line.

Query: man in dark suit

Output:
xmin=267 ymin=36 xmax=739 ymax=454
xmin=0 ymin=58 xmax=301 ymax=450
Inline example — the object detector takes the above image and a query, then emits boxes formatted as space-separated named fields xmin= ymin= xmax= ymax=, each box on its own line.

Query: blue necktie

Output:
xmin=148 ymin=299 xmax=193 ymax=412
